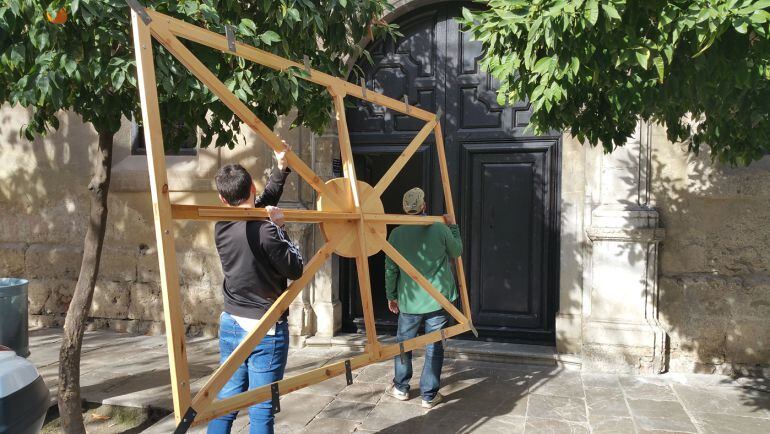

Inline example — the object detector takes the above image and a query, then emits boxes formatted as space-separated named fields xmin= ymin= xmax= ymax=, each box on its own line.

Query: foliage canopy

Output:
xmin=460 ymin=0 xmax=770 ymax=165
xmin=0 ymin=0 xmax=395 ymax=146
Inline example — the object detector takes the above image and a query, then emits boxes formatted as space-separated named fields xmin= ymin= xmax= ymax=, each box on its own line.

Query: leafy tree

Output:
xmin=0 ymin=0 xmax=394 ymax=432
xmin=460 ymin=0 xmax=770 ymax=165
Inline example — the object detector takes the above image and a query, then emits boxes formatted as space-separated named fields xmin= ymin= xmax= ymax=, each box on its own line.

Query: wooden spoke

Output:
xmin=362 ymin=213 xmax=443 ymax=225
xmin=130 ymin=11 xmax=191 ymax=421
xmin=433 ymin=122 xmax=473 ymax=319
xmin=145 ymin=23 xmax=347 ymax=210
xmin=170 ymin=204 xmax=358 ymax=223
xmin=368 ymin=119 xmax=436 ymax=203
xmin=331 ymin=90 xmax=380 ymax=353
xmin=153 ymin=10 xmax=436 ymax=122
xmin=190 ymin=233 xmax=352 ymax=410
xmin=374 ymin=232 xmax=468 ymax=325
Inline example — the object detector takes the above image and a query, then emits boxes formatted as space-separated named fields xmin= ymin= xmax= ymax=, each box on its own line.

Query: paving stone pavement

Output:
xmin=29 ymin=328 xmax=770 ymax=433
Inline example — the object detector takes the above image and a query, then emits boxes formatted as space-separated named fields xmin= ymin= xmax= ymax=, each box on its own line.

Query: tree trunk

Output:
xmin=57 ymin=131 xmax=113 ymax=434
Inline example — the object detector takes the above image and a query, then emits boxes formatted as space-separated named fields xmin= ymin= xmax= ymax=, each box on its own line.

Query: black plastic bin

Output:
xmin=0 ymin=278 xmax=30 ymax=358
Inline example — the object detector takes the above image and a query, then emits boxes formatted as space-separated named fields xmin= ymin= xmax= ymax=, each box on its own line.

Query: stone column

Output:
xmin=309 ymin=121 xmax=343 ymax=338
xmin=583 ymin=121 xmax=668 ymax=373
xmin=286 ymin=222 xmax=316 ymax=346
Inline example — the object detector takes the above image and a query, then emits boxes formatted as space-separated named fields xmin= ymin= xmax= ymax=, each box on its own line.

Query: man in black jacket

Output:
xmin=207 ymin=148 xmax=303 ymax=434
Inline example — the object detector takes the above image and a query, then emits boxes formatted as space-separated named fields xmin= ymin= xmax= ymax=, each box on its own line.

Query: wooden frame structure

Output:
xmin=129 ymin=3 xmax=476 ymax=432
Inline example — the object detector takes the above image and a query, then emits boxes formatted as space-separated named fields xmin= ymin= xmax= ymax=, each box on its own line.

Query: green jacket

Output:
xmin=385 ymin=222 xmax=462 ymax=314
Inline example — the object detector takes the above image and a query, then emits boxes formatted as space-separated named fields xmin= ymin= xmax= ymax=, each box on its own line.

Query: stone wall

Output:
xmin=3 ymin=102 xmax=769 ymax=373
xmin=650 ymin=128 xmax=770 ymax=375
xmin=567 ymin=121 xmax=769 ymax=375
xmin=0 ymin=103 xmax=330 ymax=343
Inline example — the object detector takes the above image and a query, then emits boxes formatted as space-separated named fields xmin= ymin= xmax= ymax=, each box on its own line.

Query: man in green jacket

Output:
xmin=384 ymin=187 xmax=462 ymax=409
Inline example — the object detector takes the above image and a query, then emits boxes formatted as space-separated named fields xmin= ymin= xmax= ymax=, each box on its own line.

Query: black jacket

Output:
xmin=214 ymin=168 xmax=303 ymax=319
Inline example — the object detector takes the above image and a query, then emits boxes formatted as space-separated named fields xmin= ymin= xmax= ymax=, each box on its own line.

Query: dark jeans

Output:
xmin=393 ymin=310 xmax=448 ymax=401
xmin=207 ymin=312 xmax=289 ymax=434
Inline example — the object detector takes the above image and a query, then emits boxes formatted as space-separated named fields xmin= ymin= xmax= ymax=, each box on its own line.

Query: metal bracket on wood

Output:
xmin=360 ymin=78 xmax=367 ymax=98
xmin=398 ymin=342 xmax=407 ymax=364
xmin=173 ymin=407 xmax=197 ymax=434
xmin=440 ymin=328 xmax=447 ymax=346
xmin=435 ymin=106 xmax=443 ymax=121
xmin=303 ymin=55 xmax=312 ymax=75
xmin=271 ymin=383 xmax=281 ymax=413
xmin=225 ymin=25 xmax=237 ymax=52
xmin=126 ymin=0 xmax=152 ymax=25
xmin=403 ymin=95 xmax=410 ymax=114
xmin=344 ymin=360 xmax=353 ymax=385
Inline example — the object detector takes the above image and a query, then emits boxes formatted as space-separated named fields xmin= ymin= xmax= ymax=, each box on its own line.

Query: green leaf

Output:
xmin=259 ymin=30 xmax=281 ymax=46
xmin=586 ymin=0 xmax=599 ymax=25
xmin=239 ymin=18 xmax=257 ymax=36
xmin=751 ymin=10 xmax=770 ymax=24
xmin=570 ymin=57 xmax=580 ymax=75
xmin=652 ymin=56 xmax=664 ymax=82
xmin=111 ymin=69 xmax=125 ymax=90
xmin=533 ymin=56 xmax=554 ymax=74
xmin=635 ymin=48 xmax=650 ymax=69
xmin=602 ymin=3 xmax=621 ymax=21
xmin=462 ymin=7 xmax=475 ymax=24
xmin=286 ymin=8 xmax=301 ymax=23
xmin=71 ymin=0 xmax=80 ymax=15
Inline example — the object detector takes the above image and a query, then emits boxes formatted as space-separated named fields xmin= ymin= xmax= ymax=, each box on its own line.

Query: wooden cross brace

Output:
xmin=129 ymin=4 xmax=476 ymax=432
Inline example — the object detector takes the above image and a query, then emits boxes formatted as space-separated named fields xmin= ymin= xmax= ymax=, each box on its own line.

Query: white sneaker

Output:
xmin=386 ymin=384 xmax=409 ymax=401
xmin=422 ymin=392 xmax=443 ymax=409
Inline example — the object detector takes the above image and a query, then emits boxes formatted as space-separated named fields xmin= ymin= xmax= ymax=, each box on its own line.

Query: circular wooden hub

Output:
xmin=316 ymin=178 xmax=387 ymax=258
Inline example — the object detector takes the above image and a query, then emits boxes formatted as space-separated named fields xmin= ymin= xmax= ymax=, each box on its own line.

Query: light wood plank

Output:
xmin=145 ymin=23 xmax=346 ymax=210
xmin=369 ymin=120 xmax=436 ymax=201
xmin=191 ymin=233 xmax=350 ymax=411
xmin=376 ymin=232 xmax=468 ymax=325
xmin=331 ymin=92 xmax=380 ymax=353
xmin=151 ymin=9 xmax=435 ymax=121
xmin=434 ymin=122 xmax=473 ymax=321
xmin=170 ymin=204 xmax=358 ymax=223
xmin=362 ymin=213 xmax=443 ymax=225
xmin=192 ymin=322 xmax=471 ymax=425
xmin=130 ymin=11 xmax=191 ymax=422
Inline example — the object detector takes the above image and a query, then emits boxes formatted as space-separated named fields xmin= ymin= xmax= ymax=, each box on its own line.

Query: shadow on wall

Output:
xmin=650 ymin=146 xmax=770 ymax=377
xmin=581 ymin=129 xmax=770 ymax=377
xmin=0 ymin=103 xmax=318 ymax=337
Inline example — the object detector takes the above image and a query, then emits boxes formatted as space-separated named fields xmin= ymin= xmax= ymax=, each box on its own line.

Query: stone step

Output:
xmin=305 ymin=333 xmax=581 ymax=369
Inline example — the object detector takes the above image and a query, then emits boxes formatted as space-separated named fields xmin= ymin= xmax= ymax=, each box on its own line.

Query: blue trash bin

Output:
xmin=0 ymin=278 xmax=30 ymax=358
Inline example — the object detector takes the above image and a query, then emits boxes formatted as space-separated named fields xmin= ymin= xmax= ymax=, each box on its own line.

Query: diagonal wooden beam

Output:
xmin=130 ymin=10 xmax=191 ymax=422
xmin=151 ymin=9 xmax=436 ymax=121
xmin=367 ymin=119 xmax=436 ymax=203
xmin=433 ymin=122 xmax=473 ymax=326
xmin=145 ymin=23 xmax=346 ymax=210
xmin=191 ymin=232 xmax=351 ymax=411
xmin=374 ymin=232 xmax=468 ymax=325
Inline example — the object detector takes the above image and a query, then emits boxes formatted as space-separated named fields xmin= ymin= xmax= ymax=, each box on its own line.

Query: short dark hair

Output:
xmin=215 ymin=164 xmax=252 ymax=206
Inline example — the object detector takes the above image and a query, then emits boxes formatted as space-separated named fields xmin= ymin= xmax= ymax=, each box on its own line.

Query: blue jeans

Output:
xmin=393 ymin=310 xmax=448 ymax=401
xmin=207 ymin=312 xmax=289 ymax=434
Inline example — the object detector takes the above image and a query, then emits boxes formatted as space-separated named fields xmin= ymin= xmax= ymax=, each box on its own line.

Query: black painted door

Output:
xmin=342 ymin=2 xmax=560 ymax=343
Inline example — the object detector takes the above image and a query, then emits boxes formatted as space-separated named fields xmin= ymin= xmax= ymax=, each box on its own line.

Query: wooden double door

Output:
xmin=340 ymin=2 xmax=560 ymax=344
